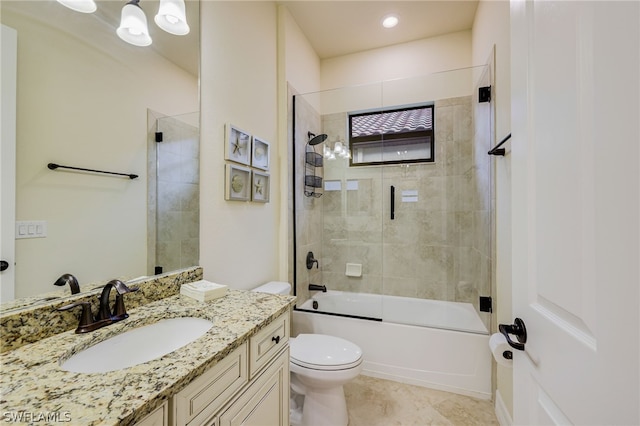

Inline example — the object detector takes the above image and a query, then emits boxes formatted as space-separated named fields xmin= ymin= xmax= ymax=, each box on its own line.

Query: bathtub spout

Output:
xmin=309 ymin=284 xmax=326 ymax=292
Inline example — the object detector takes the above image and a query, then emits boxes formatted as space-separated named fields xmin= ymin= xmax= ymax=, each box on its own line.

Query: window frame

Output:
xmin=348 ymin=104 xmax=435 ymax=167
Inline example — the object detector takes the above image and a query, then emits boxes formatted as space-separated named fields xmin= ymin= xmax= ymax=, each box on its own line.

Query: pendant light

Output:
xmin=117 ymin=0 xmax=152 ymax=47
xmin=155 ymin=0 xmax=190 ymax=35
xmin=57 ymin=0 xmax=190 ymax=46
xmin=323 ymin=141 xmax=351 ymax=160
xmin=56 ymin=0 xmax=97 ymax=13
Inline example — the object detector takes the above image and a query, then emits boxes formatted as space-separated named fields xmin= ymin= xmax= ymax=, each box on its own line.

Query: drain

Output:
xmin=312 ymin=300 xmax=318 ymax=310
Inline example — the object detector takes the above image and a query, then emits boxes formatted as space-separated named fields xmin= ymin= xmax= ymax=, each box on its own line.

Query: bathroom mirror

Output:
xmin=0 ymin=0 xmax=200 ymax=308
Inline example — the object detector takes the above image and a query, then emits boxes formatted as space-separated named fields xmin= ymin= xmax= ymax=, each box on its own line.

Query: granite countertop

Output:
xmin=0 ymin=268 xmax=204 ymax=353
xmin=0 ymin=289 xmax=295 ymax=425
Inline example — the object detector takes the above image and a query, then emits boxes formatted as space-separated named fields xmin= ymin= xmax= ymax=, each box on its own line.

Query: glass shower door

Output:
xmin=152 ymin=112 xmax=200 ymax=275
xmin=292 ymin=66 xmax=493 ymax=333
xmin=379 ymin=67 xmax=493 ymax=332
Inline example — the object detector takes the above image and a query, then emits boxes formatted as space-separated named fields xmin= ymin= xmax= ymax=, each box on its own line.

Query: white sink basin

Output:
xmin=61 ymin=317 xmax=214 ymax=373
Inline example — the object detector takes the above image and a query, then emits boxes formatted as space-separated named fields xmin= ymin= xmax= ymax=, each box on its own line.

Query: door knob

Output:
xmin=498 ymin=318 xmax=527 ymax=351
xmin=0 ymin=260 xmax=8 ymax=272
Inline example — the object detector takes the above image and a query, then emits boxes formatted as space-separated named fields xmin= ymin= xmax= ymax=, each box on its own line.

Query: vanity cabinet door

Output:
xmin=219 ymin=347 xmax=289 ymax=426
xmin=249 ymin=312 xmax=289 ymax=378
xmin=173 ymin=343 xmax=248 ymax=426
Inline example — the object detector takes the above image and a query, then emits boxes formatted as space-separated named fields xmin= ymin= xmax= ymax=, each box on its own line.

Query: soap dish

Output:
xmin=180 ymin=280 xmax=228 ymax=302
xmin=345 ymin=263 xmax=362 ymax=277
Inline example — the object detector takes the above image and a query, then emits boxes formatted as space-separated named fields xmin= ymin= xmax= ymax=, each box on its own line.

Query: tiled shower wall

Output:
xmin=293 ymin=94 xmax=492 ymax=313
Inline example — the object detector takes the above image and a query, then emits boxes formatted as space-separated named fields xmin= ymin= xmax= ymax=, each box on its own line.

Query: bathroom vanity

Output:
xmin=164 ymin=311 xmax=290 ymax=426
xmin=0 ymin=277 xmax=294 ymax=425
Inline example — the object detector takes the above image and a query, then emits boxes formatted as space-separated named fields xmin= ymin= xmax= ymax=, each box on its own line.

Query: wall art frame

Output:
xmin=251 ymin=170 xmax=270 ymax=203
xmin=224 ymin=123 xmax=251 ymax=166
xmin=225 ymin=163 xmax=251 ymax=201
xmin=251 ymin=137 xmax=270 ymax=170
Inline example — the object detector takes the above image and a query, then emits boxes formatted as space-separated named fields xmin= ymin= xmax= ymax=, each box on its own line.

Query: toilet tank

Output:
xmin=252 ymin=281 xmax=291 ymax=295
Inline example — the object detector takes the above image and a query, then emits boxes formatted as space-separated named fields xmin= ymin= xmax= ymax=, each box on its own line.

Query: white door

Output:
xmin=510 ymin=1 xmax=639 ymax=424
xmin=1 ymin=24 xmax=18 ymax=303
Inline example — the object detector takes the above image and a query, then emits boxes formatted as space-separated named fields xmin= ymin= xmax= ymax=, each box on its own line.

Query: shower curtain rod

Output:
xmin=47 ymin=163 xmax=138 ymax=179
xmin=488 ymin=133 xmax=511 ymax=156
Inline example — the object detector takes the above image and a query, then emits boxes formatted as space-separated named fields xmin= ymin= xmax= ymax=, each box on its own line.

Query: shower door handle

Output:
xmin=390 ymin=186 xmax=395 ymax=220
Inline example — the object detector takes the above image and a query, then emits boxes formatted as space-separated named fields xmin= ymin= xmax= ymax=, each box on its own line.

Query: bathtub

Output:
xmin=299 ymin=290 xmax=488 ymax=334
xmin=292 ymin=291 xmax=492 ymax=399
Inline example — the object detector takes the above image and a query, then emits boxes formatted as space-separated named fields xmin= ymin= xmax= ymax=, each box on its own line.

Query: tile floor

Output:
xmin=344 ymin=375 xmax=499 ymax=426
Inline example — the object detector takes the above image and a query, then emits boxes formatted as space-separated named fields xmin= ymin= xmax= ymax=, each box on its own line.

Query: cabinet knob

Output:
xmin=272 ymin=336 xmax=281 ymax=344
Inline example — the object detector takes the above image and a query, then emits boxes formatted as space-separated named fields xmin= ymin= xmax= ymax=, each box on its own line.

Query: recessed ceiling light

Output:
xmin=382 ymin=14 xmax=399 ymax=29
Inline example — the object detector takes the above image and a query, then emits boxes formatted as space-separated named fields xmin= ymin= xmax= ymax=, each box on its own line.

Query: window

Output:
xmin=349 ymin=104 xmax=434 ymax=166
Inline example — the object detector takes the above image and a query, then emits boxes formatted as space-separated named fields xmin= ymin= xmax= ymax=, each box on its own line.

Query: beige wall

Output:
xmin=2 ymin=8 xmax=198 ymax=297
xmin=280 ymin=7 xmax=321 ymax=97
xmin=471 ymin=0 xmax=513 ymax=420
xmin=321 ymin=30 xmax=472 ymax=90
xmin=200 ymin=1 xmax=280 ymax=290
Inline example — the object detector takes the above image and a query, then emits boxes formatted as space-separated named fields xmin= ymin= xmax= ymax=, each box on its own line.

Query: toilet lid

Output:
xmin=290 ymin=334 xmax=363 ymax=371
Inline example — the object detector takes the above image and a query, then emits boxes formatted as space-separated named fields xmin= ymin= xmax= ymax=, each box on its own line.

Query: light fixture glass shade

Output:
xmin=117 ymin=1 xmax=152 ymax=47
xmin=56 ymin=0 xmax=97 ymax=13
xmin=324 ymin=142 xmax=350 ymax=160
xmin=155 ymin=0 xmax=190 ymax=35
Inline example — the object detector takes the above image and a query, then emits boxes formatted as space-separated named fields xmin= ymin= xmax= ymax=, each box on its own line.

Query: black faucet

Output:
xmin=56 ymin=280 xmax=138 ymax=334
xmin=309 ymin=284 xmax=327 ymax=292
xmin=57 ymin=301 xmax=101 ymax=334
xmin=97 ymin=279 xmax=138 ymax=322
xmin=53 ymin=273 xmax=80 ymax=294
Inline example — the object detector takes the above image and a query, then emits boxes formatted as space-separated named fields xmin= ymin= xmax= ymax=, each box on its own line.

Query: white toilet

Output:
xmin=253 ymin=282 xmax=363 ymax=426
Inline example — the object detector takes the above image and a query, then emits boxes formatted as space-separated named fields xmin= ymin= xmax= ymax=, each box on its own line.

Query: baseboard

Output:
xmin=361 ymin=362 xmax=492 ymax=401
xmin=494 ymin=389 xmax=513 ymax=426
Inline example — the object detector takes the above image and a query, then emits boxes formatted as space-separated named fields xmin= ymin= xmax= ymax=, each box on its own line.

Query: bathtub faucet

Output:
xmin=309 ymin=284 xmax=327 ymax=292
xmin=306 ymin=252 xmax=319 ymax=269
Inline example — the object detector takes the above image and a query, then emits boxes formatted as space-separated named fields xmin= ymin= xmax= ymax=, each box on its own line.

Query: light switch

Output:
xmin=16 ymin=221 xmax=47 ymax=239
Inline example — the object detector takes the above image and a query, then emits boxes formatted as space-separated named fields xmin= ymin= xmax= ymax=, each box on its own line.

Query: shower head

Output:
xmin=308 ymin=132 xmax=328 ymax=145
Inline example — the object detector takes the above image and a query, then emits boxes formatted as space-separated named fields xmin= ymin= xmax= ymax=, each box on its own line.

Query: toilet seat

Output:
xmin=290 ymin=334 xmax=362 ymax=371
